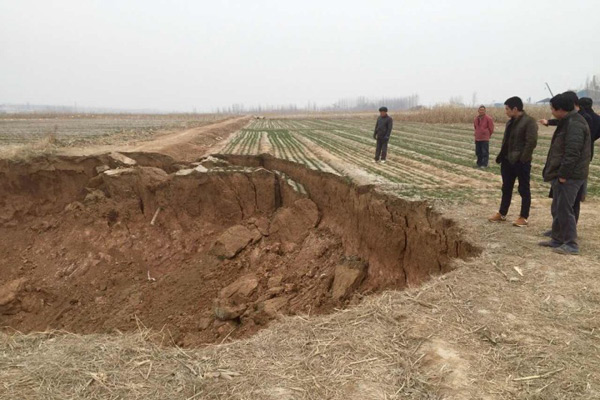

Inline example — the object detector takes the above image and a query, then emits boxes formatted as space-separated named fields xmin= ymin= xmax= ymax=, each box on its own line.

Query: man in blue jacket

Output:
xmin=373 ymin=106 xmax=393 ymax=164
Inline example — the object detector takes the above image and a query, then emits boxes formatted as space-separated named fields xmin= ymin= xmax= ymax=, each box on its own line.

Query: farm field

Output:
xmin=0 ymin=113 xmax=225 ymax=147
xmin=222 ymin=117 xmax=600 ymax=198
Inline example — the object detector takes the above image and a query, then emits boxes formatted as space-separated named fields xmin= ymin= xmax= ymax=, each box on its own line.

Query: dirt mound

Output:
xmin=0 ymin=154 xmax=479 ymax=346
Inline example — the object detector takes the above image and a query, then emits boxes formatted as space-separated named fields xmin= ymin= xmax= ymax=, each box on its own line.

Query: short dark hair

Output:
xmin=579 ymin=97 xmax=593 ymax=110
xmin=504 ymin=96 xmax=523 ymax=112
xmin=562 ymin=91 xmax=579 ymax=106
xmin=378 ymin=106 xmax=388 ymax=112
xmin=478 ymin=105 xmax=486 ymax=109
xmin=550 ymin=94 xmax=575 ymax=112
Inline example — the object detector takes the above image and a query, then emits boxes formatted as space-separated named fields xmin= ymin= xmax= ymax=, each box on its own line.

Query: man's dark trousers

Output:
xmin=549 ymin=180 xmax=585 ymax=223
xmin=499 ymin=161 xmax=531 ymax=218
xmin=375 ymin=138 xmax=389 ymax=161
xmin=476 ymin=141 xmax=490 ymax=167
xmin=551 ymin=179 xmax=585 ymax=248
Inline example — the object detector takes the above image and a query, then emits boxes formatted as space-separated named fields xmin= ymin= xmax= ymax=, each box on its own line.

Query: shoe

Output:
xmin=513 ymin=217 xmax=528 ymax=227
xmin=542 ymin=230 xmax=552 ymax=237
xmin=538 ymin=240 xmax=562 ymax=248
xmin=372 ymin=160 xmax=378 ymax=163
xmin=380 ymin=160 xmax=386 ymax=164
xmin=488 ymin=212 xmax=506 ymax=222
xmin=552 ymin=244 xmax=580 ymax=255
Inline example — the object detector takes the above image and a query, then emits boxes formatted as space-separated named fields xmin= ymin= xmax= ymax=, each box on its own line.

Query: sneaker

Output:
xmin=513 ymin=216 xmax=528 ymax=227
xmin=372 ymin=159 xmax=378 ymax=163
xmin=552 ymin=244 xmax=580 ymax=255
xmin=538 ymin=240 xmax=562 ymax=248
xmin=380 ymin=160 xmax=386 ymax=164
xmin=542 ymin=230 xmax=552 ymax=237
xmin=488 ymin=212 xmax=506 ymax=222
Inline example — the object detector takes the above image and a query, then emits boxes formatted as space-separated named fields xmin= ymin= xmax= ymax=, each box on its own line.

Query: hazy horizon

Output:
xmin=1 ymin=0 xmax=599 ymax=112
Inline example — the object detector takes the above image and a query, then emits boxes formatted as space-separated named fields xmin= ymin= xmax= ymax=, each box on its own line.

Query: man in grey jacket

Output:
xmin=539 ymin=93 xmax=592 ymax=255
xmin=373 ymin=106 xmax=393 ymax=164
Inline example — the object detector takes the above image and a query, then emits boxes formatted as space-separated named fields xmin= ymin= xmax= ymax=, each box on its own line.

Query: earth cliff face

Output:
xmin=0 ymin=153 xmax=478 ymax=346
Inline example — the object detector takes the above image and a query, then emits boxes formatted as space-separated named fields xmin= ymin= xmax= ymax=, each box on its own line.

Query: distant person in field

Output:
xmin=473 ymin=105 xmax=494 ymax=168
xmin=488 ymin=96 xmax=538 ymax=227
xmin=373 ymin=106 xmax=393 ymax=164
xmin=538 ymin=93 xmax=591 ymax=255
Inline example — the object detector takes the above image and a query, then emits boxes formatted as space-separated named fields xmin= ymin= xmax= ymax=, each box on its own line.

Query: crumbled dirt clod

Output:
xmin=211 ymin=225 xmax=257 ymax=259
xmin=332 ymin=261 xmax=367 ymax=300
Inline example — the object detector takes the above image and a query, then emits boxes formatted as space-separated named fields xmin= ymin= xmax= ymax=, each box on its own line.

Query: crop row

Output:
xmin=225 ymin=118 xmax=600 ymax=199
xmin=318 ymin=119 xmax=599 ymax=191
xmin=222 ymin=125 xmax=336 ymax=173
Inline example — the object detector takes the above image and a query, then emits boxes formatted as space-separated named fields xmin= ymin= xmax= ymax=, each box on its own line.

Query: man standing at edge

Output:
xmin=474 ymin=105 xmax=494 ymax=168
xmin=373 ymin=106 xmax=393 ymax=164
xmin=489 ymin=96 xmax=538 ymax=227
xmin=539 ymin=94 xmax=591 ymax=255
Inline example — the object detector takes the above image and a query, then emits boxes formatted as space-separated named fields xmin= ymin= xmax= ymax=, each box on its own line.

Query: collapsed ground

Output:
xmin=0 ymin=152 xmax=477 ymax=346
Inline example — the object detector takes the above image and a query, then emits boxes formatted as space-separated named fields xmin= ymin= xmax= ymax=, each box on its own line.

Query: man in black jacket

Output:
xmin=488 ymin=97 xmax=538 ymax=227
xmin=579 ymin=97 xmax=600 ymax=159
xmin=539 ymin=94 xmax=591 ymax=255
xmin=538 ymin=91 xmax=591 ymax=224
xmin=539 ymin=91 xmax=594 ymax=156
xmin=373 ymin=107 xmax=393 ymax=164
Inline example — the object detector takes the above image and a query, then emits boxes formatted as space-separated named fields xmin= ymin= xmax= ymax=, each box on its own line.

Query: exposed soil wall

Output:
xmin=0 ymin=153 xmax=479 ymax=346
xmin=218 ymin=154 xmax=479 ymax=288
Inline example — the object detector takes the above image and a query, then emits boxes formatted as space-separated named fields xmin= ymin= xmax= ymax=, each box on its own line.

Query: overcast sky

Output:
xmin=1 ymin=0 xmax=599 ymax=112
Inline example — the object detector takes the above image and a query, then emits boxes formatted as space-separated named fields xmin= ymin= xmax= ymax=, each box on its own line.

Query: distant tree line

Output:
xmin=216 ymin=94 xmax=420 ymax=114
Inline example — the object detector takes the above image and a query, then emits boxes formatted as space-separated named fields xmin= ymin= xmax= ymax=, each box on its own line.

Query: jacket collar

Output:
xmin=513 ymin=111 xmax=527 ymax=122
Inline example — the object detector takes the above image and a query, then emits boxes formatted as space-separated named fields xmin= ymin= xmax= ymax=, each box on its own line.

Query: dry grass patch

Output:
xmin=0 ymin=132 xmax=58 ymax=161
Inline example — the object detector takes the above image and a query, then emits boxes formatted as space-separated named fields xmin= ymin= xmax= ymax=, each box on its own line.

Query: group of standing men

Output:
xmin=372 ymin=93 xmax=598 ymax=255
xmin=482 ymin=93 xmax=599 ymax=255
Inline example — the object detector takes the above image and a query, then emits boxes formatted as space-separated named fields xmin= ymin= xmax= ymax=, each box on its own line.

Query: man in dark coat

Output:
xmin=488 ymin=97 xmax=538 ymax=227
xmin=373 ymin=107 xmax=393 ymax=164
xmin=539 ymin=91 xmax=594 ymax=156
xmin=579 ymin=97 xmax=600 ymax=159
xmin=539 ymin=93 xmax=592 ymax=255
xmin=538 ymin=91 xmax=591 ymax=225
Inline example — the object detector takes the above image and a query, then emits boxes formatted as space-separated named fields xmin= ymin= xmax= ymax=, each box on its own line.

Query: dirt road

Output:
xmin=59 ymin=115 xmax=251 ymax=161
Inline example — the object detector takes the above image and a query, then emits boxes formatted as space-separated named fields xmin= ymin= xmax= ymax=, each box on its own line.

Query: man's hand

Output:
xmin=559 ymin=177 xmax=566 ymax=183
xmin=538 ymin=119 xmax=549 ymax=126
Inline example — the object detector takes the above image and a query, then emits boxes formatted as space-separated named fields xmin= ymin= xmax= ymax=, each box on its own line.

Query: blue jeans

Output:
xmin=475 ymin=141 xmax=489 ymax=167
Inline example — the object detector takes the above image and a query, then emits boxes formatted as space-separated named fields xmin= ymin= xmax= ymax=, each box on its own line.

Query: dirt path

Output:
xmin=59 ymin=116 xmax=252 ymax=161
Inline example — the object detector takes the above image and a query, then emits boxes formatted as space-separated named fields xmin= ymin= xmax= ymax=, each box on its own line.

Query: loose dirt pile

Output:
xmin=0 ymin=153 xmax=478 ymax=346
